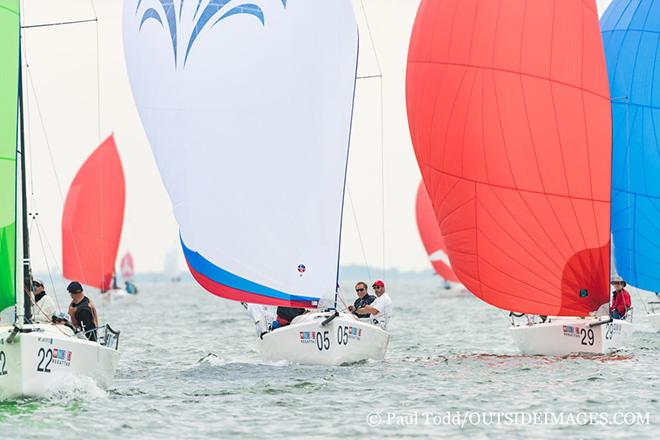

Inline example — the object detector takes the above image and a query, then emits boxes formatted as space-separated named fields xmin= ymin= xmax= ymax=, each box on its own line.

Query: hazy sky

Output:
xmin=20 ymin=0 xmax=614 ymax=277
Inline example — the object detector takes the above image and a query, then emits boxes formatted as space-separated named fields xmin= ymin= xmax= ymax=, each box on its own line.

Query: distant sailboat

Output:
xmin=602 ymin=0 xmax=660 ymax=329
xmin=0 ymin=1 xmax=119 ymax=398
xmin=62 ymin=135 xmax=133 ymax=301
xmin=123 ymin=0 xmax=389 ymax=364
xmin=407 ymin=0 xmax=632 ymax=355
xmin=119 ymin=252 xmax=134 ymax=281
xmin=119 ymin=251 xmax=138 ymax=294
xmin=164 ymin=245 xmax=181 ymax=283
xmin=415 ymin=181 xmax=459 ymax=288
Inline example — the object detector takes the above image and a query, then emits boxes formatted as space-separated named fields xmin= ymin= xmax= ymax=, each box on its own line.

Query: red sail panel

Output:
xmin=62 ymin=135 xmax=125 ymax=291
xmin=415 ymin=181 xmax=459 ymax=282
xmin=406 ymin=0 xmax=611 ymax=316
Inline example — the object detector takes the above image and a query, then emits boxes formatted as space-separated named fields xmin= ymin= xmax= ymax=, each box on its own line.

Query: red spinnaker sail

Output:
xmin=415 ymin=181 xmax=459 ymax=282
xmin=62 ymin=135 xmax=125 ymax=291
xmin=406 ymin=0 xmax=611 ymax=316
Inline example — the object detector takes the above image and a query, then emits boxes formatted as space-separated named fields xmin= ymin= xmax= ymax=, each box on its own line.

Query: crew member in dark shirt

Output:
xmin=347 ymin=281 xmax=375 ymax=318
xmin=67 ymin=281 xmax=99 ymax=341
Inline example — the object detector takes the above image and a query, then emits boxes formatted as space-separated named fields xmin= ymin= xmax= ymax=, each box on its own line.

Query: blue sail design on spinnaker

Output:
xmin=602 ymin=0 xmax=660 ymax=290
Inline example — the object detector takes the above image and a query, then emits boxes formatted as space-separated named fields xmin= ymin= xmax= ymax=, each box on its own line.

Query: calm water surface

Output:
xmin=0 ymin=279 xmax=657 ymax=439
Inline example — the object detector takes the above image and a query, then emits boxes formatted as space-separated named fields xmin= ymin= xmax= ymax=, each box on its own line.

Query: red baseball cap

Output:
xmin=372 ymin=280 xmax=384 ymax=287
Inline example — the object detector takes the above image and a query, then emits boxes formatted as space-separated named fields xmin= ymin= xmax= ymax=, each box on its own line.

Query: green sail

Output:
xmin=0 ymin=0 xmax=20 ymax=314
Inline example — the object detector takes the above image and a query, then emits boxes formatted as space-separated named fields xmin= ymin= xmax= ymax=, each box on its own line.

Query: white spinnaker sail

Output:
xmin=124 ymin=1 xmax=358 ymax=305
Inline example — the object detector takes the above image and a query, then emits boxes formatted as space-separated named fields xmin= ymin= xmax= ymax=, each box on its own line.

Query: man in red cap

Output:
xmin=355 ymin=280 xmax=392 ymax=329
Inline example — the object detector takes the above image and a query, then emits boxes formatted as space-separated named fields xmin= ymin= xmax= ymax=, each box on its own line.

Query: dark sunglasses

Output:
xmin=355 ymin=288 xmax=365 ymax=292
xmin=33 ymin=283 xmax=42 ymax=288
xmin=373 ymin=285 xmax=382 ymax=289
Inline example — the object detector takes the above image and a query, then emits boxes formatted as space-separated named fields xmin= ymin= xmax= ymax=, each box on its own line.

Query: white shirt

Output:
xmin=33 ymin=293 xmax=57 ymax=324
xmin=370 ymin=292 xmax=392 ymax=329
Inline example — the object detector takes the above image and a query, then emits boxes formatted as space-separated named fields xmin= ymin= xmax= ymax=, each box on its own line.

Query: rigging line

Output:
xmin=90 ymin=0 xmax=101 ymax=143
xmin=347 ymin=187 xmax=372 ymax=281
xmin=357 ymin=74 xmax=382 ymax=80
xmin=89 ymin=0 xmax=109 ymax=296
xmin=33 ymin=218 xmax=63 ymax=311
xmin=21 ymin=18 xmax=97 ymax=29
xmin=24 ymin=61 xmax=88 ymax=283
xmin=357 ymin=0 xmax=385 ymax=280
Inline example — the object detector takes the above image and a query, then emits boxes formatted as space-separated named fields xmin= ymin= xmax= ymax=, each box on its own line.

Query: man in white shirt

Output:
xmin=355 ymin=280 xmax=392 ymax=329
xmin=31 ymin=280 xmax=57 ymax=324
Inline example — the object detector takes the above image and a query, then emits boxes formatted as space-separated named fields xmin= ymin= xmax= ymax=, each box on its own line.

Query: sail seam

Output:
xmin=407 ymin=60 xmax=610 ymax=103
xmin=426 ymin=166 xmax=609 ymax=203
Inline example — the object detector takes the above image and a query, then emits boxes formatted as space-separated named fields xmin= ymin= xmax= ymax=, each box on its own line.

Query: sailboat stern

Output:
xmin=0 ymin=324 xmax=120 ymax=398
xmin=509 ymin=316 xmax=633 ymax=356
xmin=257 ymin=312 xmax=390 ymax=365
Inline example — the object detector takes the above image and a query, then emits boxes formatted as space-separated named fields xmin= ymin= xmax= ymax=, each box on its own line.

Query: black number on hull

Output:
xmin=0 ymin=351 xmax=7 ymax=375
xmin=580 ymin=328 xmax=595 ymax=346
xmin=605 ymin=323 xmax=614 ymax=340
xmin=316 ymin=331 xmax=330 ymax=351
xmin=37 ymin=348 xmax=53 ymax=373
xmin=337 ymin=326 xmax=349 ymax=345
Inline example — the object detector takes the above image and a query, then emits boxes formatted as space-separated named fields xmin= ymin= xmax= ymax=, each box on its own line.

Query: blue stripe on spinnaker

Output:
xmin=180 ymin=237 xmax=319 ymax=303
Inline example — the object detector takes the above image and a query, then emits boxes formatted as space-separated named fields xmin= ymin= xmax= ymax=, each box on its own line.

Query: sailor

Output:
xmin=31 ymin=279 xmax=57 ymax=324
xmin=271 ymin=306 xmax=306 ymax=330
xmin=610 ymin=276 xmax=631 ymax=320
xmin=51 ymin=311 xmax=75 ymax=332
xmin=355 ymin=280 xmax=392 ymax=329
xmin=347 ymin=282 xmax=375 ymax=318
xmin=125 ymin=280 xmax=138 ymax=294
xmin=67 ymin=281 xmax=100 ymax=341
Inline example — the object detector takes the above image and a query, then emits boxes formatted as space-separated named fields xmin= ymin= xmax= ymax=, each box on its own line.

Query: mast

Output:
xmin=16 ymin=31 xmax=32 ymax=326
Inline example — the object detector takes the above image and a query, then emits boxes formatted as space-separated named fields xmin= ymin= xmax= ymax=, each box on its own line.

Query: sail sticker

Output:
xmin=562 ymin=325 xmax=582 ymax=338
xmin=133 ymin=0 xmax=289 ymax=66
xmin=298 ymin=264 xmax=306 ymax=274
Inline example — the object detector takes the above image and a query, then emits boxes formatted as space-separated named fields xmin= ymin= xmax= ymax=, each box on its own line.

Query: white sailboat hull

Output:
xmin=647 ymin=313 xmax=660 ymax=329
xmin=101 ymin=288 xmax=137 ymax=303
xmin=258 ymin=311 xmax=390 ymax=365
xmin=0 ymin=324 xmax=119 ymax=399
xmin=510 ymin=316 xmax=633 ymax=356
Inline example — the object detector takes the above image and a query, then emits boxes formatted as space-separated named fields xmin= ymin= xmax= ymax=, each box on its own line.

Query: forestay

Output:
xmin=123 ymin=1 xmax=358 ymax=307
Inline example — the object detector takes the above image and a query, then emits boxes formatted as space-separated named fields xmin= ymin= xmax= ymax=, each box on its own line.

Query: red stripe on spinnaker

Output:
xmin=406 ymin=0 xmax=611 ymax=316
xmin=62 ymin=135 xmax=125 ymax=291
xmin=186 ymin=260 xmax=317 ymax=308
xmin=415 ymin=181 xmax=459 ymax=282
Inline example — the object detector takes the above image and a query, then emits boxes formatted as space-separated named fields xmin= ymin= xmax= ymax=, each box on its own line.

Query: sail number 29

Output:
xmin=580 ymin=328 xmax=595 ymax=346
